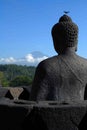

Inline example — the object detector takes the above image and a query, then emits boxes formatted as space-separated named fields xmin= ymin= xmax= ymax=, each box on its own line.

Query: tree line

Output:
xmin=0 ymin=64 xmax=36 ymax=87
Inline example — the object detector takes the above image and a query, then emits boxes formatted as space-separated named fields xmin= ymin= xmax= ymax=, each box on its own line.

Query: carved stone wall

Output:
xmin=0 ymin=99 xmax=87 ymax=130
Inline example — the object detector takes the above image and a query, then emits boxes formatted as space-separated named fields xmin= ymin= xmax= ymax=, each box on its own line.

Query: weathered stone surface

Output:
xmin=0 ymin=99 xmax=34 ymax=130
xmin=23 ymin=101 xmax=87 ymax=130
xmin=8 ymin=87 xmax=24 ymax=99
xmin=0 ymin=87 xmax=13 ymax=99
xmin=30 ymin=15 xmax=87 ymax=102
xmin=19 ymin=86 xmax=31 ymax=100
xmin=0 ymin=87 xmax=31 ymax=100
xmin=0 ymin=100 xmax=87 ymax=130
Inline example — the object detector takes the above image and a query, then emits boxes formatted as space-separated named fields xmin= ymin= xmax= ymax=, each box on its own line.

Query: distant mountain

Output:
xmin=31 ymin=51 xmax=48 ymax=58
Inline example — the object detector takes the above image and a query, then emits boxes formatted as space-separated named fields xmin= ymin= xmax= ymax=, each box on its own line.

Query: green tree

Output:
xmin=9 ymin=75 xmax=32 ymax=87
xmin=0 ymin=64 xmax=36 ymax=87
xmin=0 ymin=71 xmax=9 ymax=87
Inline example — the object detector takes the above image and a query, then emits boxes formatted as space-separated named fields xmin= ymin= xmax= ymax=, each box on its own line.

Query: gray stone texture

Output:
xmin=0 ymin=87 xmax=31 ymax=100
xmin=30 ymin=15 xmax=87 ymax=101
xmin=30 ymin=53 xmax=87 ymax=102
xmin=0 ymin=87 xmax=13 ymax=99
xmin=0 ymin=100 xmax=87 ymax=130
xmin=19 ymin=86 xmax=31 ymax=100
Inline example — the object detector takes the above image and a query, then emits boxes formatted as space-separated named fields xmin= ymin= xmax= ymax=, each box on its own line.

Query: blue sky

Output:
xmin=0 ymin=0 xmax=87 ymax=65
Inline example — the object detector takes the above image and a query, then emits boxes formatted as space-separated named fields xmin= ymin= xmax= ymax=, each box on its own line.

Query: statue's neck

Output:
xmin=58 ymin=47 xmax=76 ymax=55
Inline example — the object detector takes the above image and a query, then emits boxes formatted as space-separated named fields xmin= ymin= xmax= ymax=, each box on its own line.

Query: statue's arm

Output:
xmin=30 ymin=62 xmax=48 ymax=101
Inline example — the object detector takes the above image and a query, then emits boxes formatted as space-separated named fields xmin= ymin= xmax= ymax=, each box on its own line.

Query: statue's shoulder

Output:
xmin=37 ymin=55 xmax=58 ymax=70
xmin=76 ymin=55 xmax=87 ymax=64
xmin=75 ymin=55 xmax=87 ymax=72
xmin=39 ymin=55 xmax=58 ymax=65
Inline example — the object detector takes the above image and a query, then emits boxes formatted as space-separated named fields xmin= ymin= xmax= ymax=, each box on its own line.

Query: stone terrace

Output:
xmin=0 ymin=99 xmax=87 ymax=130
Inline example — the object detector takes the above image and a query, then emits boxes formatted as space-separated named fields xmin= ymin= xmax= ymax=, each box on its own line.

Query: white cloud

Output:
xmin=0 ymin=57 xmax=16 ymax=63
xmin=0 ymin=58 xmax=4 ymax=62
xmin=25 ymin=54 xmax=48 ymax=63
xmin=5 ymin=57 xmax=16 ymax=63
xmin=0 ymin=53 xmax=48 ymax=66
xmin=25 ymin=54 xmax=35 ymax=63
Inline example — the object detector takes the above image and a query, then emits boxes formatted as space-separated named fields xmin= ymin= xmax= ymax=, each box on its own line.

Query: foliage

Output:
xmin=0 ymin=64 xmax=36 ymax=87
xmin=0 ymin=71 xmax=9 ymax=87
xmin=9 ymin=75 xmax=32 ymax=87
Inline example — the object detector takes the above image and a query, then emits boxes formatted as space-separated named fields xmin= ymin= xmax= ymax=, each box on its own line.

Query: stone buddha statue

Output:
xmin=30 ymin=14 xmax=87 ymax=102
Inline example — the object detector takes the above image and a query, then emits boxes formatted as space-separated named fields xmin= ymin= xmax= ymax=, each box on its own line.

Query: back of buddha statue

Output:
xmin=30 ymin=14 xmax=87 ymax=102
xmin=51 ymin=54 xmax=87 ymax=102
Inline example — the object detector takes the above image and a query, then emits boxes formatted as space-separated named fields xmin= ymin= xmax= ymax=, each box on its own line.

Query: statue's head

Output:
xmin=51 ymin=15 xmax=78 ymax=54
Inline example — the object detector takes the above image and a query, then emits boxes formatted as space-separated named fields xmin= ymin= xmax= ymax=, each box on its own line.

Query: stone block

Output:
xmin=23 ymin=101 xmax=87 ymax=130
xmin=0 ymin=87 xmax=13 ymax=99
xmin=0 ymin=100 xmax=87 ymax=130
xmin=19 ymin=86 xmax=30 ymax=100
